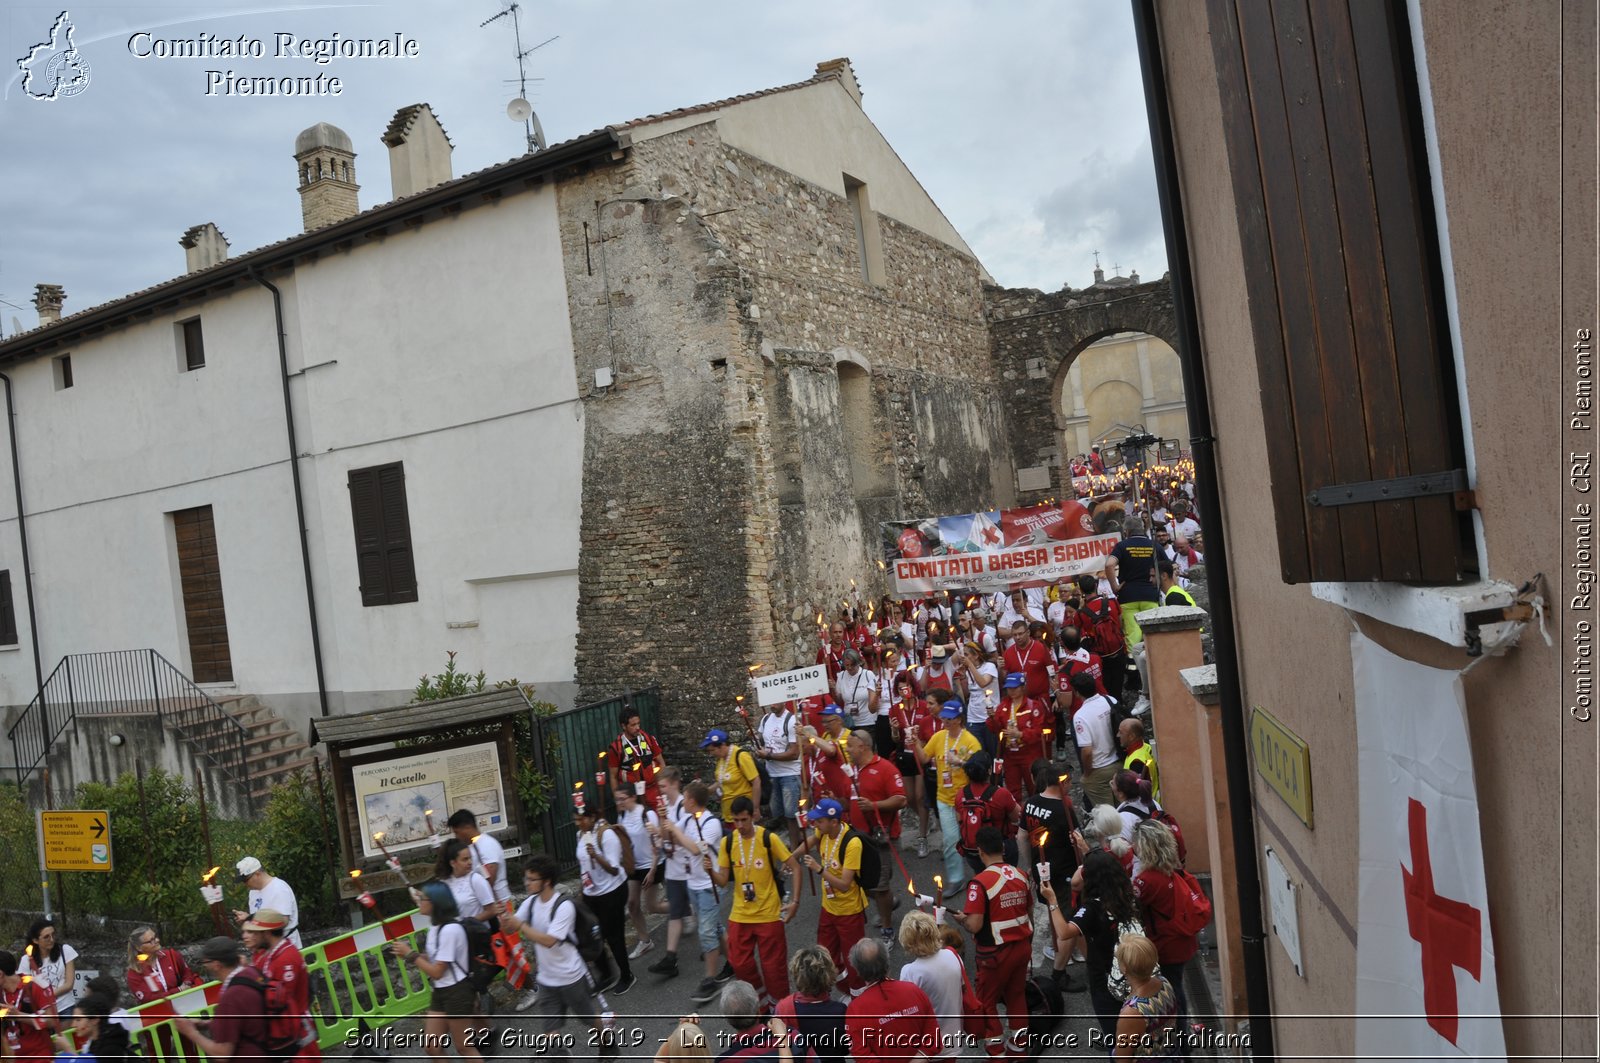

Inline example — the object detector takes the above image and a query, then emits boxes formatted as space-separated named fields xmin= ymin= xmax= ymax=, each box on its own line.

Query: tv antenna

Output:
xmin=480 ymin=3 xmax=555 ymax=153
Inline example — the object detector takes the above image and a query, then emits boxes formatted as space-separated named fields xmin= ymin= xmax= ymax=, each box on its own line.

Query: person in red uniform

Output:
xmin=608 ymin=707 xmax=667 ymax=809
xmin=1001 ymin=620 xmax=1054 ymax=702
xmin=125 ymin=925 xmax=202 ymax=1005
xmin=843 ymin=937 xmax=940 ymax=1063
xmin=989 ymin=674 xmax=1049 ymax=796
xmin=841 ymin=609 xmax=879 ymax=667
xmin=960 ymin=827 xmax=1033 ymax=1060
xmin=174 ymin=938 xmax=270 ymax=1063
xmin=243 ymin=909 xmax=320 ymax=1060
xmin=846 ymin=730 xmax=908 ymax=946
xmin=886 ymin=674 xmax=934 ymax=853
xmin=817 ymin=623 xmax=850 ymax=686
xmin=805 ymin=705 xmax=854 ymax=803
xmin=0 ymin=948 xmax=56 ymax=1061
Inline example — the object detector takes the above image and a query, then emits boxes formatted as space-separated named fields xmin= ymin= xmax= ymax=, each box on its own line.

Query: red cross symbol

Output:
xmin=981 ymin=525 xmax=1001 ymax=545
xmin=1401 ymin=797 xmax=1482 ymax=1045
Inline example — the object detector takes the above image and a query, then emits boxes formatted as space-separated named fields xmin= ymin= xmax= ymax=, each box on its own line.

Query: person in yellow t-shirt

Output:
xmin=701 ymin=728 xmax=761 ymax=826
xmin=911 ymin=701 xmax=983 ymax=896
xmin=795 ymin=797 xmax=869 ymax=994
xmin=712 ymin=796 xmax=799 ymax=1009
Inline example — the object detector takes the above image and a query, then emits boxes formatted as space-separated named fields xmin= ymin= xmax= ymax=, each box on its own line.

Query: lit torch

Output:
xmin=573 ymin=781 xmax=586 ymax=814
xmin=933 ymin=874 xmax=945 ymax=923
xmin=201 ymin=865 xmax=227 ymax=935
xmin=350 ymin=869 xmax=376 ymax=910
xmin=372 ymin=832 xmax=403 ymax=874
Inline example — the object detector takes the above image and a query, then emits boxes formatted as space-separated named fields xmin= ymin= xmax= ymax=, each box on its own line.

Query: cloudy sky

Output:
xmin=0 ymin=0 xmax=1166 ymax=325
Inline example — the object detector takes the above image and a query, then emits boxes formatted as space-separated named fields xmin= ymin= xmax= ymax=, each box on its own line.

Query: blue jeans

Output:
xmin=768 ymin=774 xmax=801 ymax=819
xmin=689 ymin=885 xmax=722 ymax=953
xmin=937 ymin=802 xmax=966 ymax=895
xmin=967 ymin=720 xmax=997 ymax=757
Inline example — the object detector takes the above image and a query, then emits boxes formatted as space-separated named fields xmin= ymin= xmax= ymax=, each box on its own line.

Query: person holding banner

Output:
xmin=911 ymin=701 xmax=983 ymax=897
xmin=610 ymin=708 xmax=668 ymax=810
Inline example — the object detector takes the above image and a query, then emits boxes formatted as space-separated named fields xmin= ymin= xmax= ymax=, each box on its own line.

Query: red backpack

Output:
xmin=1083 ymin=596 xmax=1126 ymax=657
xmin=1163 ymin=868 xmax=1213 ymax=937
xmin=1123 ymin=803 xmax=1188 ymax=866
xmin=956 ymin=782 xmax=1002 ymax=855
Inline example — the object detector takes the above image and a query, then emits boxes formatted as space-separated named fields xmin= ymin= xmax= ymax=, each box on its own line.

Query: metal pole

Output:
xmin=38 ymin=768 xmax=52 ymax=918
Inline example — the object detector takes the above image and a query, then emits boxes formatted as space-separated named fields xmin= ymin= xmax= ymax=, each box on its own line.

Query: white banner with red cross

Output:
xmin=1353 ymin=634 xmax=1507 ymax=1061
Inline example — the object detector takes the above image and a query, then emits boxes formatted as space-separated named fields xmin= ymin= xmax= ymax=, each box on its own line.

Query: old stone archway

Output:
xmin=984 ymin=278 xmax=1179 ymax=504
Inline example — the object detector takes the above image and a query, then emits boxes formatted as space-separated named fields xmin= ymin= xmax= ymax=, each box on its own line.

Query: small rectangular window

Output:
xmin=347 ymin=462 xmax=419 ymax=607
xmin=53 ymin=354 xmax=72 ymax=391
xmin=843 ymin=173 xmax=885 ymax=286
xmin=181 ymin=318 xmax=206 ymax=371
xmin=0 ymin=570 xmax=17 ymax=646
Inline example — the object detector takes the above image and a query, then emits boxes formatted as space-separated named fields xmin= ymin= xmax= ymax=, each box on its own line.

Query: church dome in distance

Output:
xmin=295 ymin=122 xmax=354 ymax=156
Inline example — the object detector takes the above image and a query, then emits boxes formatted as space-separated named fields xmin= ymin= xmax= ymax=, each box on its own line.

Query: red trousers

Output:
xmin=1001 ymin=746 xmax=1046 ymax=796
xmin=974 ymin=940 xmax=1031 ymax=1058
xmin=727 ymin=919 xmax=790 ymax=1005
xmin=818 ymin=908 xmax=867 ymax=994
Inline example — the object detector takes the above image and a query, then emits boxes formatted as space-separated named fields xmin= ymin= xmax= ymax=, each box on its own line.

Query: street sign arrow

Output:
xmin=92 ymin=818 xmax=105 ymax=838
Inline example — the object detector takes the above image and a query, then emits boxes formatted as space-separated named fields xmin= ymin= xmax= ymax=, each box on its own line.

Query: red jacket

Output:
xmin=845 ymin=980 xmax=940 ymax=1063
xmin=990 ymin=695 xmax=1050 ymax=758
xmin=126 ymin=947 xmax=202 ymax=1004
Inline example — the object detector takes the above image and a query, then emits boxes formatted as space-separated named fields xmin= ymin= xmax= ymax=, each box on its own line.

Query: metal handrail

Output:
xmin=5 ymin=649 xmax=251 ymax=792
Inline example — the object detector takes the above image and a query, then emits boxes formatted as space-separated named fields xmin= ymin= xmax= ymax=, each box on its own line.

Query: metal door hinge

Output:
xmin=1307 ymin=469 xmax=1468 ymax=508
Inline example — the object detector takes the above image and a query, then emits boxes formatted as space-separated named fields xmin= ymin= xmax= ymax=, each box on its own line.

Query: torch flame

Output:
xmin=202 ymin=866 xmax=221 ymax=884
xmin=850 ymin=579 xmax=857 ymax=589
xmin=472 ymin=834 xmax=482 ymax=844
xmin=816 ymin=612 xmax=824 ymax=625
xmin=1039 ymin=831 xmax=1049 ymax=847
xmin=748 ymin=663 xmax=763 ymax=672
xmin=349 ymin=869 xmax=362 ymax=879
xmin=136 ymin=954 xmax=149 ymax=964
xmin=907 ymin=880 xmax=917 ymax=896
xmin=934 ymin=874 xmax=943 ymax=889
xmin=877 ymin=560 xmax=886 ymax=569
xmin=575 ymin=781 xmax=584 ymax=790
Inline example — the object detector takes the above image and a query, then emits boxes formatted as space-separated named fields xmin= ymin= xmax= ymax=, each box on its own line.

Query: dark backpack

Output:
xmin=554 ymin=894 xmax=608 ymax=967
xmin=233 ymin=967 xmax=308 ymax=1059
xmin=956 ymin=782 xmax=1002 ymax=856
xmin=722 ymin=825 xmax=790 ymax=901
xmin=451 ymin=916 xmax=503 ymax=993
xmin=1083 ymin=597 xmax=1126 ymax=657
xmin=837 ymin=828 xmax=881 ymax=895
xmin=1120 ymin=802 xmax=1188 ymax=866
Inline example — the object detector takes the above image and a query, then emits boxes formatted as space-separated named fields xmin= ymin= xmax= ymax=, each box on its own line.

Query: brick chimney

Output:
xmin=180 ymin=223 xmax=230 ymax=273
xmin=294 ymin=122 xmax=360 ymax=231
xmin=383 ymin=104 xmax=454 ymax=200
xmin=815 ymin=58 xmax=863 ymax=107
xmin=33 ymin=284 xmax=64 ymax=325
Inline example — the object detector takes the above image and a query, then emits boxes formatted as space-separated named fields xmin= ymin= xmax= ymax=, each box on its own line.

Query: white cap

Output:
xmin=235 ymin=856 xmax=263 ymax=881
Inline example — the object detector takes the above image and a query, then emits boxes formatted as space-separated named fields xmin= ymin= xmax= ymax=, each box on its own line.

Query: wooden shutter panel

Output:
xmin=1208 ymin=0 xmax=1470 ymax=583
xmin=348 ymin=463 xmax=418 ymax=606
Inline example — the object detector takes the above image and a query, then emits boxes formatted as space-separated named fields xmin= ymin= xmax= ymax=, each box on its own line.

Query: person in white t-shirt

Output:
xmin=434 ymin=839 xmax=497 ymax=921
xmin=642 ymin=767 xmax=697 ymax=984
xmin=958 ymin=641 xmax=999 ymax=755
xmin=755 ymin=702 xmax=803 ymax=848
xmin=576 ymin=805 xmax=635 ymax=995
xmin=19 ymin=918 xmax=77 ymax=1010
xmin=612 ymin=785 xmax=661 ymax=962
xmin=448 ymin=810 xmax=512 ymax=908
xmin=388 ymin=881 xmax=483 ymax=1058
xmin=230 ymin=857 xmax=301 ymax=949
xmin=502 ymin=857 xmax=616 ymax=1055
xmin=834 ymin=650 xmax=880 ymax=732
xmin=656 ymin=781 xmax=727 ymax=1005
xmin=1069 ymin=671 xmax=1120 ymax=809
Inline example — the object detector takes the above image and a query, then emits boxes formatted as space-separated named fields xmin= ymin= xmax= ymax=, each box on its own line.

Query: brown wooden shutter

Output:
xmin=0 ymin=571 xmax=16 ymax=646
xmin=1207 ymin=0 xmax=1471 ymax=583
xmin=348 ymin=462 xmax=418 ymax=606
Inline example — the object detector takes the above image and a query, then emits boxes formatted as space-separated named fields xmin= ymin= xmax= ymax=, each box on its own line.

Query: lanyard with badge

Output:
xmin=940 ymin=735 xmax=954 ymax=790
xmin=734 ymin=830 xmax=759 ymax=903
xmin=621 ymin=734 xmax=650 ymax=794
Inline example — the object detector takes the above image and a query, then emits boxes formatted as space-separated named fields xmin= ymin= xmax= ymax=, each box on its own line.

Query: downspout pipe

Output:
xmin=1131 ymin=2 xmax=1277 ymax=1057
xmin=0 ymin=374 xmax=45 ymax=712
xmin=252 ymin=271 xmax=330 ymax=718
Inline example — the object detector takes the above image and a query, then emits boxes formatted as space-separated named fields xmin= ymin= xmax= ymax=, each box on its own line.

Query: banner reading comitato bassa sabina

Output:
xmin=881 ymin=499 xmax=1117 ymax=595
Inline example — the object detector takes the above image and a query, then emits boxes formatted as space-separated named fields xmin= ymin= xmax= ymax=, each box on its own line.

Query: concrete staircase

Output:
xmin=203 ymin=695 xmax=318 ymax=802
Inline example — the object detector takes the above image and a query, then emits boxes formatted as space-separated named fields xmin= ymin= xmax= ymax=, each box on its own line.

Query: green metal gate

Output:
xmin=531 ymin=688 xmax=661 ymax=867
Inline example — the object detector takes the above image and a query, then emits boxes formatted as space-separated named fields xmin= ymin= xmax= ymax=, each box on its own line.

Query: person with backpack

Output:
xmin=1113 ymin=772 xmax=1186 ymax=867
xmin=50 ymin=992 xmax=134 ymax=1063
xmin=704 ymin=729 xmax=762 ymax=832
xmin=1131 ymin=821 xmax=1209 ymax=1028
xmin=575 ymin=802 xmax=636 ymax=994
xmin=958 ymin=827 xmax=1033 ymax=1060
xmin=794 ymin=798 xmax=870 ymax=994
xmin=241 ymin=909 xmax=320 ymax=1060
xmin=756 ymin=699 xmax=804 ymax=850
xmin=712 ymin=795 xmax=801 ymax=1012
xmin=657 ymin=781 xmax=730 ymax=1005
xmin=501 ymin=857 xmax=617 ymax=1060
xmin=1075 ymin=574 xmax=1130 ymax=708
xmin=911 ymin=701 xmax=983 ymax=897
xmin=1039 ymin=850 xmax=1140 ymax=1035
xmin=174 ymin=938 xmax=272 ymax=1063
xmin=435 ymin=839 xmax=499 ymax=923
xmin=1069 ymin=671 xmax=1121 ymax=809
xmin=955 ymin=754 xmax=1020 ymax=874
xmin=772 ymin=947 xmax=850 ymax=1063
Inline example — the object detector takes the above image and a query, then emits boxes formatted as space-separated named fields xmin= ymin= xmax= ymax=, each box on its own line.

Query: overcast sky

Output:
xmin=0 ymin=0 xmax=1166 ymax=326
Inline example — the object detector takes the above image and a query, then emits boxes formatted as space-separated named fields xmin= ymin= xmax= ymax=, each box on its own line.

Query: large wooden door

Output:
xmin=173 ymin=505 xmax=233 ymax=683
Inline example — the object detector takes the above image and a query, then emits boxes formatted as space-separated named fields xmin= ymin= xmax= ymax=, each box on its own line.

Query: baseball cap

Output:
xmin=1002 ymin=672 xmax=1026 ymax=689
xmin=938 ymin=701 xmax=964 ymax=720
xmin=199 ymin=937 xmax=241 ymax=964
xmin=235 ymin=856 xmax=263 ymax=881
xmin=811 ymin=798 xmax=845 ymax=820
xmin=699 ymin=729 xmax=730 ymax=749
xmin=242 ymin=909 xmax=288 ymax=932
xmin=819 ymin=704 xmax=844 ymax=717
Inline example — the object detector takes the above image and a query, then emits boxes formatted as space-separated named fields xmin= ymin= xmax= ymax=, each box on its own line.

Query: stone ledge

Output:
xmin=1181 ymin=664 xmax=1219 ymax=705
xmin=1135 ymin=604 xmax=1207 ymax=633
xmin=1309 ymin=578 xmax=1519 ymax=649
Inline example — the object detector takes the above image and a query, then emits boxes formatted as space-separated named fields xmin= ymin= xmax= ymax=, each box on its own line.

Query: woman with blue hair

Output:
xmin=390 ymin=882 xmax=485 ymax=1060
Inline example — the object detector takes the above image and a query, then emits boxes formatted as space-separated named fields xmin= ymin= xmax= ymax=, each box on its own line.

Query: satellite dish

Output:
xmin=9 ymin=317 xmax=20 ymax=338
xmin=529 ymin=111 xmax=546 ymax=152
xmin=506 ymin=97 xmax=532 ymax=122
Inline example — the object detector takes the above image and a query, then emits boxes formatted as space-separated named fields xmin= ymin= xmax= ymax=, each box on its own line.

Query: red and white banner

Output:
xmin=1353 ymin=634 xmax=1507 ymax=1061
xmin=881 ymin=499 xmax=1115 ymax=596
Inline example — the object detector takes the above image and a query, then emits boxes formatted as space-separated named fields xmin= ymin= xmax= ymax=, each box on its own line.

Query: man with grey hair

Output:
xmin=716 ymin=980 xmax=780 ymax=1063
xmin=844 ymin=937 xmax=940 ymax=1063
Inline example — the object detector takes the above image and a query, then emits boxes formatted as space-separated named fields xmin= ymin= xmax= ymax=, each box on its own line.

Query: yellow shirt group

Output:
xmin=722 ymin=826 xmax=793 ymax=923
xmin=924 ymin=727 xmax=983 ymax=805
xmin=817 ymin=829 xmax=868 ymax=917
xmin=717 ymin=744 xmax=761 ymax=804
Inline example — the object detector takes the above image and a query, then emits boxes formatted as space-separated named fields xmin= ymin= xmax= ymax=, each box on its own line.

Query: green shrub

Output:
xmin=246 ymin=768 xmax=339 ymax=925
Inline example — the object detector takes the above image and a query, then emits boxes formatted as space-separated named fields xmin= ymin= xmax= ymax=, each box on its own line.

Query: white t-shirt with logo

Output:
xmin=836 ymin=668 xmax=879 ymax=729
xmin=681 ymin=812 xmax=724 ymax=891
xmin=19 ymin=945 xmax=78 ymax=1009
xmin=965 ymin=662 xmax=998 ymax=723
xmin=577 ymin=826 xmax=628 ymax=897
xmin=759 ymin=711 xmax=801 ymax=778
xmin=517 ymin=893 xmax=586 ymax=988
xmin=249 ymin=877 xmax=302 ymax=949
xmin=1073 ymin=695 xmax=1120 ymax=770
xmin=424 ymin=922 xmax=468 ymax=989
xmin=467 ymin=832 xmax=512 ymax=903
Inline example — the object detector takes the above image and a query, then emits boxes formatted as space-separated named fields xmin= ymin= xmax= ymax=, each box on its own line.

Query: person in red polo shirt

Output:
xmin=1001 ymin=620 xmax=1054 ymax=702
xmin=243 ymin=909 xmax=320 ymax=1060
xmin=608 ymin=707 xmax=667 ymax=809
xmin=817 ymin=623 xmax=850 ymax=687
xmin=845 ymin=731 xmax=907 ymax=947
xmin=961 ymin=827 xmax=1033 ymax=1060
xmin=843 ymin=938 xmax=940 ymax=1063
xmin=989 ymin=674 xmax=1049 ymax=796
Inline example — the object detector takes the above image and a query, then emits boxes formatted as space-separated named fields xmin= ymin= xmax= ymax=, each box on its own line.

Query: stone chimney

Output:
xmin=180 ymin=223 xmax=230 ymax=273
xmin=294 ymin=122 xmax=360 ymax=231
xmin=33 ymin=284 xmax=64 ymax=325
xmin=815 ymin=58 xmax=863 ymax=107
xmin=383 ymin=104 xmax=454 ymax=200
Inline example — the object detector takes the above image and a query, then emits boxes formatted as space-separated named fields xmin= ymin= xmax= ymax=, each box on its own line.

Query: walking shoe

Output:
xmin=628 ymin=939 xmax=655 ymax=960
xmin=648 ymin=951 xmax=679 ymax=975
xmin=1042 ymin=944 xmax=1057 ymax=963
xmin=691 ymin=978 xmax=720 ymax=1004
xmin=610 ymin=972 xmax=637 ymax=996
xmin=514 ymin=988 xmax=541 ymax=1012
xmin=916 ymin=837 xmax=928 ymax=859
xmin=1053 ymin=968 xmax=1087 ymax=994
xmin=1133 ymin=696 xmax=1152 ymax=717
xmin=715 ymin=962 xmax=736 ymax=983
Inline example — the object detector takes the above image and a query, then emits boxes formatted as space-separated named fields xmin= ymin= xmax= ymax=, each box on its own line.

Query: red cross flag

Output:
xmin=1353 ymin=634 xmax=1507 ymax=1060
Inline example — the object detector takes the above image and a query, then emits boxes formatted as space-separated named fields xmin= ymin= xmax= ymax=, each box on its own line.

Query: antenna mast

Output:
xmin=480 ymin=3 xmax=556 ymax=153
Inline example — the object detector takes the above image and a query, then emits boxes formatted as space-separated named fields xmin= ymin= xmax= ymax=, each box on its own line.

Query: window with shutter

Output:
xmin=0 ymin=571 xmax=16 ymax=647
xmin=1207 ymin=0 xmax=1473 ymax=583
xmin=348 ymin=462 xmax=419 ymax=606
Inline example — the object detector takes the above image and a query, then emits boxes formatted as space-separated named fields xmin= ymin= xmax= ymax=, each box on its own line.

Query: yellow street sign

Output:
xmin=1250 ymin=708 xmax=1313 ymax=828
xmin=37 ymin=810 xmax=113 ymax=872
